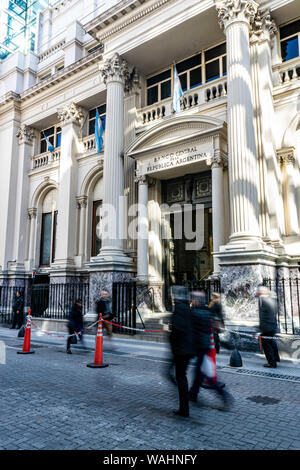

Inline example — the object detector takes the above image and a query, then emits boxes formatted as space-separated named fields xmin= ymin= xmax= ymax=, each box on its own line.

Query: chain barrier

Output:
xmin=30 ymin=319 xmax=99 ymax=338
xmin=223 ymin=327 xmax=300 ymax=341
xmin=102 ymin=318 xmax=169 ymax=334
xmin=25 ymin=315 xmax=300 ymax=341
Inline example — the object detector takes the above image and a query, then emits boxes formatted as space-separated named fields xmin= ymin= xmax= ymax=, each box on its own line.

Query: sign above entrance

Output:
xmin=136 ymin=145 xmax=212 ymax=177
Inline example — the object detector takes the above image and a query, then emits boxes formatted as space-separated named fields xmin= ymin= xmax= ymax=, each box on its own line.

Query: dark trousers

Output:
xmin=67 ymin=326 xmax=84 ymax=350
xmin=190 ymin=350 xmax=225 ymax=399
xmin=261 ymin=332 xmax=280 ymax=366
xmin=12 ymin=311 xmax=23 ymax=329
xmin=174 ymin=355 xmax=191 ymax=415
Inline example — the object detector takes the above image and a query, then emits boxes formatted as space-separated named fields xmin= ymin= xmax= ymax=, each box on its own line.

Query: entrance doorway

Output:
xmin=161 ymin=172 xmax=213 ymax=308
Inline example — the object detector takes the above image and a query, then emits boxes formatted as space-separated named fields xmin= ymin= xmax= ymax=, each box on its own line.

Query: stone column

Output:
xmin=96 ymin=53 xmax=132 ymax=269
xmin=13 ymin=125 xmax=35 ymax=271
xmin=278 ymin=148 xmax=300 ymax=236
xmin=216 ymin=0 xmax=261 ymax=245
xmin=54 ymin=102 xmax=83 ymax=272
xmin=250 ymin=10 xmax=284 ymax=244
xmin=77 ymin=196 xmax=88 ymax=259
xmin=27 ymin=208 xmax=37 ymax=267
xmin=207 ymin=151 xmax=227 ymax=274
xmin=136 ymin=175 xmax=149 ymax=282
xmin=124 ymin=69 xmax=141 ymax=257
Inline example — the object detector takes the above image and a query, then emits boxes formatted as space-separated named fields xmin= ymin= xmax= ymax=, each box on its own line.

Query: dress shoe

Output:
xmin=66 ymin=349 xmax=72 ymax=354
xmin=263 ymin=363 xmax=276 ymax=368
xmin=173 ymin=410 xmax=189 ymax=418
xmin=189 ymin=393 xmax=197 ymax=403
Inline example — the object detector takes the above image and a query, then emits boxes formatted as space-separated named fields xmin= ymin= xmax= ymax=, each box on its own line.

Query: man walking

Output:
xmin=66 ymin=299 xmax=84 ymax=354
xmin=10 ymin=291 xmax=24 ymax=330
xmin=96 ymin=289 xmax=115 ymax=345
xmin=169 ymin=286 xmax=195 ymax=418
xmin=257 ymin=286 xmax=280 ymax=368
xmin=208 ymin=292 xmax=224 ymax=354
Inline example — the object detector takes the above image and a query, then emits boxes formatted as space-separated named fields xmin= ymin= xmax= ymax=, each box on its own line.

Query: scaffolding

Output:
xmin=0 ymin=0 xmax=50 ymax=60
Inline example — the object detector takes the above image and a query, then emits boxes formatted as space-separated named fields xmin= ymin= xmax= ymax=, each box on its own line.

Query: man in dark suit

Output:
xmin=169 ymin=286 xmax=195 ymax=418
xmin=257 ymin=286 xmax=280 ymax=368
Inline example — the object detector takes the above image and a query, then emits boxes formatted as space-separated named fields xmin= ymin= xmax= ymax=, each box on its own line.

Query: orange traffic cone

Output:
xmin=202 ymin=330 xmax=224 ymax=389
xmin=87 ymin=313 xmax=109 ymax=369
xmin=17 ymin=309 xmax=35 ymax=355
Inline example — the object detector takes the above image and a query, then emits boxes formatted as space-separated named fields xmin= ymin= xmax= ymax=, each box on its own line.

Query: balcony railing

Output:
xmin=273 ymin=57 xmax=300 ymax=86
xmin=31 ymin=148 xmax=61 ymax=169
xmin=138 ymin=76 xmax=227 ymax=126
xmin=82 ymin=135 xmax=96 ymax=153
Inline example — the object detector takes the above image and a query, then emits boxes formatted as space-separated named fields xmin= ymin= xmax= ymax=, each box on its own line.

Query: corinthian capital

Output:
xmin=250 ymin=9 xmax=277 ymax=43
xmin=215 ymin=0 xmax=258 ymax=30
xmin=58 ymin=102 xmax=84 ymax=126
xmin=16 ymin=124 xmax=35 ymax=145
xmin=207 ymin=152 xmax=228 ymax=169
xmin=99 ymin=53 xmax=130 ymax=86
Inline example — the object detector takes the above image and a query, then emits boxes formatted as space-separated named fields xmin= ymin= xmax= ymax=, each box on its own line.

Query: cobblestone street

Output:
xmin=1 ymin=330 xmax=300 ymax=451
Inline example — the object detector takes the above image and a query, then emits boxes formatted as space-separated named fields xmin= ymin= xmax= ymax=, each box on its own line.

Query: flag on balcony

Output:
xmin=43 ymin=132 xmax=55 ymax=153
xmin=95 ymin=109 xmax=105 ymax=154
xmin=173 ymin=64 xmax=184 ymax=114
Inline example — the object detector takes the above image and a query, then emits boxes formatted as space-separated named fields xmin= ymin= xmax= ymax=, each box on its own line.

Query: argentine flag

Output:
xmin=173 ymin=64 xmax=184 ymax=114
xmin=43 ymin=131 xmax=55 ymax=153
xmin=95 ymin=109 xmax=105 ymax=154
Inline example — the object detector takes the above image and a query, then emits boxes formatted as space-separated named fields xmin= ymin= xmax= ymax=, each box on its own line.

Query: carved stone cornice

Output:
xmin=58 ymin=102 xmax=84 ymax=126
xmin=277 ymin=147 xmax=295 ymax=167
xmin=215 ymin=0 xmax=258 ymax=30
xmin=99 ymin=53 xmax=130 ymax=86
xmin=250 ymin=9 xmax=277 ymax=44
xmin=85 ymin=0 xmax=173 ymax=43
xmin=16 ymin=124 xmax=35 ymax=145
xmin=76 ymin=195 xmax=88 ymax=209
xmin=27 ymin=208 xmax=37 ymax=220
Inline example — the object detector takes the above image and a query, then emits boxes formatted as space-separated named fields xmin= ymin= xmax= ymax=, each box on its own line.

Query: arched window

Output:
xmin=91 ymin=179 xmax=103 ymax=257
xmin=40 ymin=189 xmax=58 ymax=266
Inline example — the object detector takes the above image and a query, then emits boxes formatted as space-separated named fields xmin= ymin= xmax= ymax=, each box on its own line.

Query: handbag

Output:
xmin=200 ymin=354 xmax=215 ymax=378
xmin=70 ymin=334 xmax=77 ymax=345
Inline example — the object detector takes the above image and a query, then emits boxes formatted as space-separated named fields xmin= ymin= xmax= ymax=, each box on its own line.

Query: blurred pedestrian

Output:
xmin=257 ymin=286 xmax=280 ymax=368
xmin=169 ymin=286 xmax=195 ymax=417
xmin=10 ymin=291 xmax=24 ymax=329
xmin=66 ymin=299 xmax=84 ymax=354
xmin=96 ymin=289 xmax=115 ymax=346
xmin=189 ymin=291 xmax=233 ymax=411
xmin=208 ymin=292 xmax=224 ymax=354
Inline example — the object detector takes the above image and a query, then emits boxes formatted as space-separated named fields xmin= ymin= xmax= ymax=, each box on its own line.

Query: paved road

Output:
xmin=1 ymin=329 xmax=300 ymax=450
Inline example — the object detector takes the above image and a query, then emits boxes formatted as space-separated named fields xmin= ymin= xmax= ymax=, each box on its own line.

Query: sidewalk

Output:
xmin=1 ymin=325 xmax=300 ymax=379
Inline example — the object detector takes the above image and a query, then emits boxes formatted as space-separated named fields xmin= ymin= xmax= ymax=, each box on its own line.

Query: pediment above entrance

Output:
xmin=126 ymin=115 xmax=227 ymax=179
xmin=126 ymin=115 xmax=226 ymax=157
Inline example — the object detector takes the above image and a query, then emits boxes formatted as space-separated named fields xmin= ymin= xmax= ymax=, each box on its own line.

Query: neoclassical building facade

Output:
xmin=0 ymin=0 xmax=300 ymax=320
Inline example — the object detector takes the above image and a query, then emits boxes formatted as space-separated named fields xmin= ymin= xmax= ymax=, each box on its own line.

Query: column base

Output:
xmin=90 ymin=249 xmax=134 ymax=272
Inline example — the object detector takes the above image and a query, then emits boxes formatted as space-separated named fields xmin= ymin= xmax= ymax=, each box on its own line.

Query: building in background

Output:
xmin=0 ymin=0 xmax=300 ymax=327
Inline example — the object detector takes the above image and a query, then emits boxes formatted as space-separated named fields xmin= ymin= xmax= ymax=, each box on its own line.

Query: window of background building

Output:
xmin=146 ymin=43 xmax=226 ymax=106
xmin=88 ymin=104 xmax=106 ymax=135
xmin=280 ymin=19 xmax=300 ymax=62
xmin=91 ymin=200 xmax=102 ymax=257
xmin=87 ymin=44 xmax=103 ymax=54
xmin=39 ymin=72 xmax=51 ymax=81
xmin=40 ymin=189 xmax=58 ymax=266
xmin=40 ymin=126 xmax=61 ymax=153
